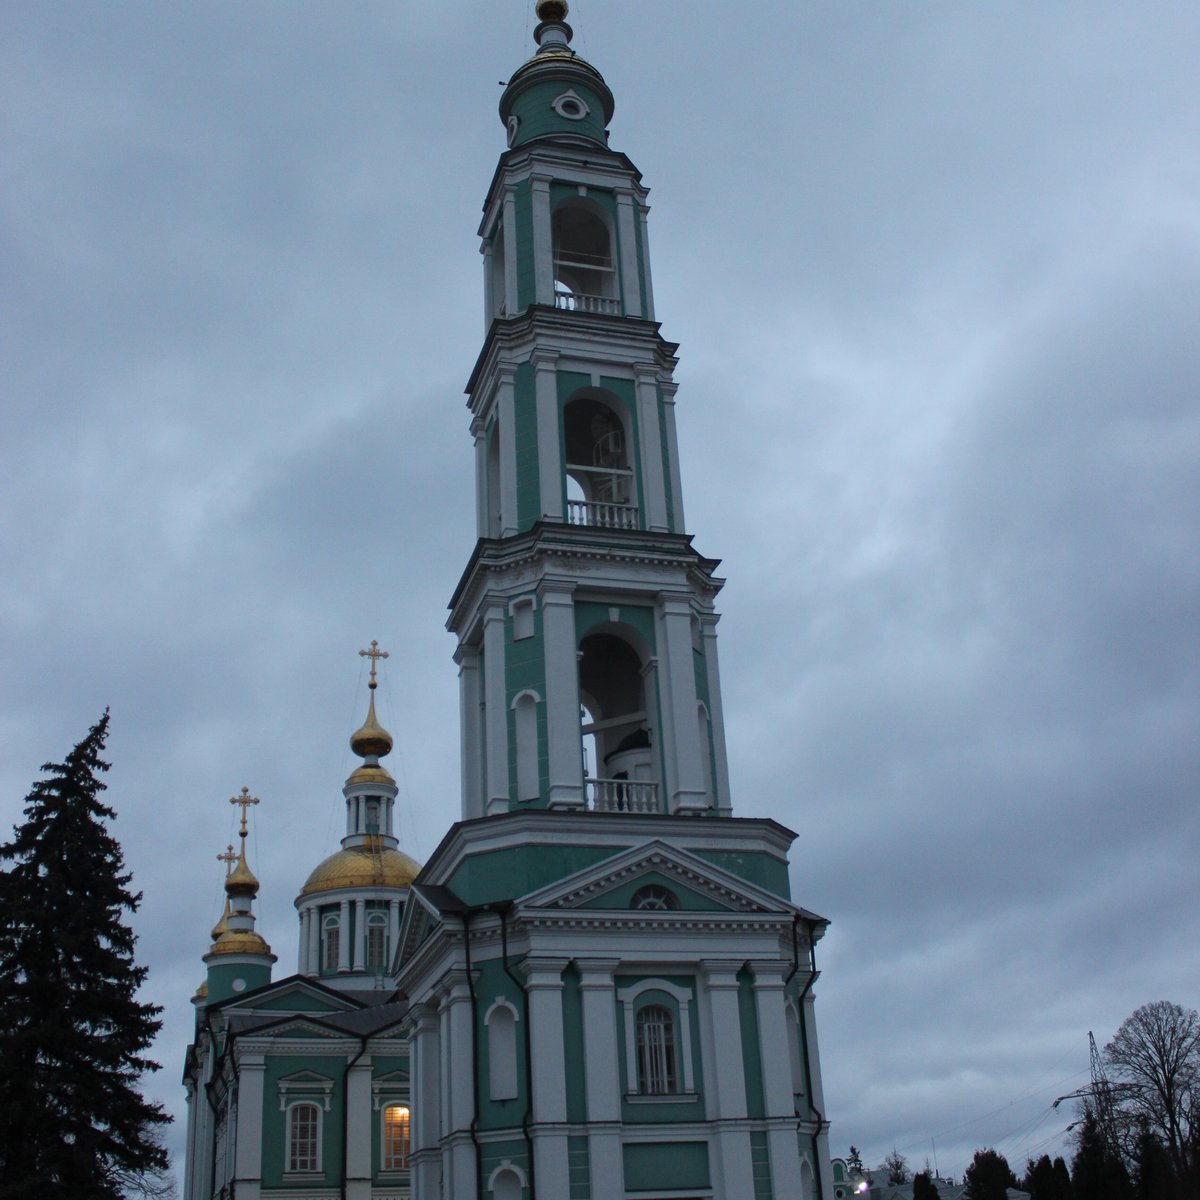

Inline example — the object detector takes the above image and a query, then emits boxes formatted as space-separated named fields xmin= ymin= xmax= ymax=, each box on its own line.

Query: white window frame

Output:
xmin=366 ymin=911 xmax=388 ymax=970
xmin=321 ymin=913 xmax=340 ymax=974
xmin=380 ymin=1101 xmax=411 ymax=1172
xmin=616 ymin=978 xmax=696 ymax=1097
xmin=484 ymin=997 xmax=521 ymax=1101
xmin=285 ymin=1100 xmax=322 ymax=1175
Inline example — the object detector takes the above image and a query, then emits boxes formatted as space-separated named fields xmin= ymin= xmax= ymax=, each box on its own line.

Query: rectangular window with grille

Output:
xmin=288 ymin=1103 xmax=320 ymax=1172
xmin=636 ymin=1004 xmax=678 ymax=1094
xmin=383 ymin=1104 xmax=410 ymax=1170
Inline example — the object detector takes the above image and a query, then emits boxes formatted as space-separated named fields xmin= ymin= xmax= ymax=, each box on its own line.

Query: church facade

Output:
xmin=181 ymin=5 xmax=834 ymax=1199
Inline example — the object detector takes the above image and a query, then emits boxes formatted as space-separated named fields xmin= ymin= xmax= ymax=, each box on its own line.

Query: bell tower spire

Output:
xmin=453 ymin=2 xmax=730 ymax=820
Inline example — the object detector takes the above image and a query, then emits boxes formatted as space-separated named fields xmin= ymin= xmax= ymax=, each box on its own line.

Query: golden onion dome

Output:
xmin=206 ymin=928 xmax=275 ymax=958
xmin=299 ymin=838 xmax=421 ymax=898
xmin=349 ymin=692 xmax=393 ymax=760
xmin=346 ymin=763 xmax=395 ymax=787
xmin=210 ymin=898 xmax=232 ymax=942
xmin=225 ymin=848 xmax=260 ymax=898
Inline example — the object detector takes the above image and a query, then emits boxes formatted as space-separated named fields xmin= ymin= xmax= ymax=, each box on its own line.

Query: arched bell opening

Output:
xmin=552 ymin=199 xmax=618 ymax=315
xmin=578 ymin=630 xmax=658 ymax=813
xmin=563 ymin=392 xmax=637 ymax=530
xmin=489 ymin=224 xmax=508 ymax=318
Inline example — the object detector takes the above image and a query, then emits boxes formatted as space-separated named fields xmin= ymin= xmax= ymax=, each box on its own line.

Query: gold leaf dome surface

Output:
xmin=349 ymin=693 xmax=393 ymax=759
xmin=299 ymin=838 xmax=421 ymax=898
xmin=207 ymin=929 xmax=274 ymax=958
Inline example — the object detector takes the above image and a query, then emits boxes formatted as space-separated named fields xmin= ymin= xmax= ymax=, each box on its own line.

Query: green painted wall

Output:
xmin=514 ymin=361 xmax=541 ymax=530
xmin=694 ymin=849 xmax=792 ymax=900
xmin=568 ymin=1134 xmax=592 ymax=1200
xmin=509 ymin=78 xmax=608 ymax=149
xmin=739 ymin=966 xmax=766 ymax=1119
xmin=474 ymin=958 xmax=527 ymax=1129
xmin=575 ymin=600 xmax=655 ymax=649
xmin=261 ymin=1055 xmax=344 ymax=1186
xmin=479 ymin=1138 xmax=530 ymax=1199
xmin=622 ymin=1141 xmax=710 ymax=1191
xmin=206 ymin=960 xmax=271 ymax=1005
xmin=446 ymin=843 xmax=624 ymax=907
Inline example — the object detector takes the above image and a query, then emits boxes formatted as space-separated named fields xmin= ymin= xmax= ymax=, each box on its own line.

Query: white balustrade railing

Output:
xmin=584 ymin=778 xmax=659 ymax=814
xmin=567 ymin=499 xmax=639 ymax=530
xmin=555 ymin=292 xmax=621 ymax=315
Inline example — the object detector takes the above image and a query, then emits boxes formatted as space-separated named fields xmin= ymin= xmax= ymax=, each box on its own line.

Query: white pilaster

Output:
xmin=306 ymin=904 xmax=319 ymax=975
xmin=472 ymin=418 xmax=488 ymax=539
xmin=700 ymin=615 xmax=733 ymax=814
xmin=444 ymin=973 xmax=478 ymax=1200
xmin=497 ymin=364 xmax=519 ymax=536
xmin=482 ymin=239 xmax=495 ymax=329
xmin=661 ymin=380 xmax=685 ymax=531
xmin=658 ymin=593 xmax=709 ymax=811
xmin=616 ymin=190 xmax=642 ymax=317
xmin=346 ymin=1053 xmax=373 ymax=1199
xmin=296 ymin=908 xmax=307 ymax=975
xmin=578 ymin=960 xmax=623 ymax=1195
xmin=503 ymin=188 xmax=519 ymax=314
xmin=337 ymin=899 xmax=351 ymax=972
xmin=483 ymin=605 xmax=510 ymax=813
xmin=638 ymin=203 xmax=656 ymax=320
xmin=412 ymin=1005 xmax=442 ymax=1200
xmin=750 ymin=960 xmax=803 ymax=1190
xmin=352 ymin=898 xmax=366 ymax=972
xmin=232 ymin=1053 xmax=265 ymax=1200
xmin=458 ymin=644 xmax=484 ymax=818
xmin=532 ymin=175 xmax=554 ymax=306
xmin=635 ymin=365 xmax=668 ymax=531
xmin=533 ymin=349 xmax=563 ymax=521
xmin=541 ymin=583 xmax=583 ymax=808
xmin=523 ymin=958 xmax=571 ymax=1198
xmin=388 ymin=899 xmax=401 ymax=969
xmin=701 ymin=966 xmax=754 ymax=1200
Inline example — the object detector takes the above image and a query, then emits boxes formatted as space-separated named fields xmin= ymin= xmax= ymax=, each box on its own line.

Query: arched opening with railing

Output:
xmin=563 ymin=392 xmax=637 ymax=530
xmin=578 ymin=627 xmax=658 ymax=812
xmin=552 ymin=198 xmax=619 ymax=314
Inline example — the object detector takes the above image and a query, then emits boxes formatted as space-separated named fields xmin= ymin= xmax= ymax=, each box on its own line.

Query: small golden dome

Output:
xmin=299 ymin=838 xmax=421 ymax=897
xmin=350 ymin=692 xmax=393 ymax=760
xmin=206 ymin=929 xmax=275 ymax=958
xmin=225 ymin=847 xmax=260 ymax=898
xmin=346 ymin=763 xmax=395 ymax=786
xmin=210 ymin=898 xmax=231 ymax=942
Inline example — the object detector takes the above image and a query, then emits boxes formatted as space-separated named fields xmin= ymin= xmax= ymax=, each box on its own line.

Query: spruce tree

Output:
xmin=964 ymin=1148 xmax=1017 ymax=1200
xmin=0 ymin=712 xmax=170 ymax=1199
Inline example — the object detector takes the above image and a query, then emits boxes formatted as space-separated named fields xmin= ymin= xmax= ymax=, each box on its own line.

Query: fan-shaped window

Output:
xmin=632 ymin=884 xmax=678 ymax=911
xmin=636 ymin=1004 xmax=678 ymax=1094
xmin=366 ymin=912 xmax=387 ymax=970
xmin=287 ymin=1102 xmax=321 ymax=1172
xmin=382 ymin=1103 xmax=410 ymax=1171
xmin=321 ymin=914 xmax=339 ymax=974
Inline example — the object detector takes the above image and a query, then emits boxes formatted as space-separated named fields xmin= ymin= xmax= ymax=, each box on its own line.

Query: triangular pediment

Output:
xmin=213 ymin=973 xmax=365 ymax=1016
xmin=518 ymin=840 xmax=796 ymax=916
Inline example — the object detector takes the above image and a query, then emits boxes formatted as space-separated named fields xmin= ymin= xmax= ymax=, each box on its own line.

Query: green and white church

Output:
xmin=181 ymin=4 xmax=834 ymax=1199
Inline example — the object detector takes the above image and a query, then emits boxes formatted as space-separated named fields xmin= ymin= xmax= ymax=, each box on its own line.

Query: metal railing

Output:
xmin=555 ymin=292 xmax=621 ymax=315
xmin=584 ymin=778 xmax=659 ymax=814
xmin=567 ymin=499 xmax=639 ymax=529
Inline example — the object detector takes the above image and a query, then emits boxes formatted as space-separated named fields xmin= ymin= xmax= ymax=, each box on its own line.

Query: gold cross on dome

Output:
xmin=359 ymin=639 xmax=389 ymax=688
xmin=229 ymin=787 xmax=260 ymax=836
xmin=217 ymin=844 xmax=238 ymax=875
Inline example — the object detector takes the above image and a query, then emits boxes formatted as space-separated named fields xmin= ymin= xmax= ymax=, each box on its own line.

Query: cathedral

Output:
xmin=181 ymin=4 xmax=834 ymax=1198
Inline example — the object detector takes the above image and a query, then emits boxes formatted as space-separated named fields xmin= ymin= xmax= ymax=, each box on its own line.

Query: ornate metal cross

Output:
xmin=229 ymin=786 xmax=260 ymax=835
xmin=217 ymin=844 xmax=238 ymax=875
xmin=359 ymin=639 xmax=389 ymax=688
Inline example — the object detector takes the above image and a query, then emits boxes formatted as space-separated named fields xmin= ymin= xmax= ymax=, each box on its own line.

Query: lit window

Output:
xmin=631 ymin=884 xmax=678 ymax=911
xmin=366 ymin=913 xmax=387 ymax=970
xmin=382 ymin=1103 xmax=410 ymax=1171
xmin=636 ymin=1004 xmax=678 ymax=1094
xmin=288 ymin=1102 xmax=320 ymax=1172
xmin=321 ymin=915 xmax=340 ymax=973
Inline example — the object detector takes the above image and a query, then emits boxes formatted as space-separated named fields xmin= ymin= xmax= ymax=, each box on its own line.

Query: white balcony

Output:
xmin=584 ymin=778 xmax=660 ymax=814
xmin=567 ymin=499 xmax=639 ymax=530
xmin=555 ymin=291 xmax=621 ymax=315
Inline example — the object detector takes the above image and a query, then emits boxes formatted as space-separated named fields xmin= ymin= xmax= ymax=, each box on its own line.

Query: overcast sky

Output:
xmin=3 ymin=0 xmax=1198 ymax=1185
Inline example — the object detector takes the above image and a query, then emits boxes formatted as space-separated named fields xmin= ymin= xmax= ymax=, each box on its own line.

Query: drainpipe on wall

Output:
xmin=792 ymin=916 xmax=828 ymax=1200
xmin=340 ymin=1012 xmax=409 ymax=1200
xmin=496 ymin=901 xmax=536 ymax=1200
xmin=459 ymin=908 xmax=485 ymax=1200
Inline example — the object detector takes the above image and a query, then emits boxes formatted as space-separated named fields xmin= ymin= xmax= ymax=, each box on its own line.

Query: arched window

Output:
xmin=631 ymin=884 xmax=678 ymax=911
xmin=563 ymin=395 xmax=633 ymax=526
xmin=382 ymin=1103 xmax=410 ymax=1171
xmin=287 ymin=1102 xmax=321 ymax=1173
xmin=552 ymin=201 xmax=616 ymax=309
xmin=486 ymin=1000 xmax=519 ymax=1101
xmin=512 ymin=691 xmax=540 ymax=802
xmin=365 ymin=797 xmax=381 ymax=833
xmin=321 ymin=914 xmax=340 ymax=973
xmin=490 ymin=1165 xmax=526 ymax=1200
xmin=635 ymin=1004 xmax=678 ymax=1094
xmin=366 ymin=912 xmax=388 ymax=970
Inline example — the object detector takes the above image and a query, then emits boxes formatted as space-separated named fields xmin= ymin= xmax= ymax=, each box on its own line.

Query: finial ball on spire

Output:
xmin=536 ymin=0 xmax=568 ymax=23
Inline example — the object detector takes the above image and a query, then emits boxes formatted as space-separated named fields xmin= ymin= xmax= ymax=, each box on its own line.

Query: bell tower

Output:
xmin=453 ymin=0 xmax=731 ymax=822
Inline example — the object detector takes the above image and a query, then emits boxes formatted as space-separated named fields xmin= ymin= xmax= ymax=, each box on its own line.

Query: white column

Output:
xmin=616 ymin=190 xmax=642 ymax=317
xmin=353 ymin=898 xmax=366 ymax=972
xmin=503 ymin=188 xmax=519 ymax=314
xmin=444 ymin=973 xmax=478 ymax=1200
xmin=182 ymin=1080 xmax=199 ymax=1200
xmin=306 ymin=904 xmax=319 ymax=975
xmin=542 ymin=583 xmax=583 ymax=809
xmin=388 ymin=899 xmax=401 ymax=968
xmin=701 ymin=966 xmax=754 ymax=1200
xmin=346 ymin=1053 xmax=373 ymax=1199
xmin=751 ymin=960 xmax=803 ymax=1189
xmin=578 ymin=960 xmax=623 ymax=1194
xmin=472 ymin=418 xmax=488 ymax=539
xmin=296 ymin=908 xmax=308 ymax=974
xmin=483 ymin=604 xmax=510 ymax=814
xmin=232 ymin=1053 xmax=265 ymax=1200
xmin=638 ymin=203 xmax=656 ymax=320
xmin=338 ymin=899 xmax=351 ymax=972
xmin=635 ymin=365 xmax=668 ymax=531
xmin=482 ymin=238 xmax=495 ymax=330
xmin=658 ymin=594 xmax=708 ymax=811
xmin=533 ymin=349 xmax=562 ymax=521
xmin=532 ymin=174 xmax=554 ymax=306
xmin=660 ymin=381 xmax=685 ymax=531
xmin=523 ymin=958 xmax=571 ymax=1198
xmin=457 ymin=644 xmax=483 ymax=818
xmin=700 ymin=615 xmax=733 ymax=815
xmin=412 ymin=1004 xmax=443 ymax=1200
xmin=497 ymin=364 xmax=518 ymax=536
